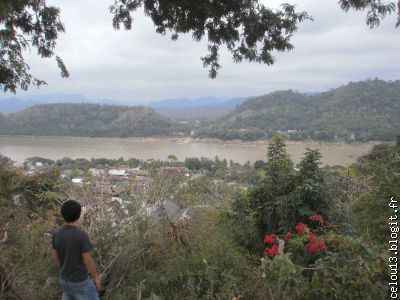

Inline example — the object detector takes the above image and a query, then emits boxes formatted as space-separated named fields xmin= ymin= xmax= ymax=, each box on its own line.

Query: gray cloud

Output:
xmin=5 ymin=0 xmax=400 ymax=102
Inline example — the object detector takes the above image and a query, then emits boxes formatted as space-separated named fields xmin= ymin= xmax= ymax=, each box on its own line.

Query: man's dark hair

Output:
xmin=61 ymin=200 xmax=81 ymax=223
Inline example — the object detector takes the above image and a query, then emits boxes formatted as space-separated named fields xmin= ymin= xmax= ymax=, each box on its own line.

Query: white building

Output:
xmin=108 ymin=169 xmax=126 ymax=176
xmin=71 ymin=178 xmax=84 ymax=185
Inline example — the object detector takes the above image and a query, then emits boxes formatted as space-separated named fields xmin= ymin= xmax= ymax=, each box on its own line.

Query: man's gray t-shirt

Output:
xmin=52 ymin=225 xmax=93 ymax=282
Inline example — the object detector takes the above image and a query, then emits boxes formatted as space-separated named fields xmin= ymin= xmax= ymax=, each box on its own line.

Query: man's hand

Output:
xmin=82 ymin=252 xmax=100 ymax=291
xmin=93 ymin=275 xmax=101 ymax=291
xmin=52 ymin=250 xmax=60 ymax=266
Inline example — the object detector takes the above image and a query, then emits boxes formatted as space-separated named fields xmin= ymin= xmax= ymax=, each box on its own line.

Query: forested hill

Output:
xmin=0 ymin=103 xmax=188 ymax=137
xmin=196 ymin=79 xmax=400 ymax=141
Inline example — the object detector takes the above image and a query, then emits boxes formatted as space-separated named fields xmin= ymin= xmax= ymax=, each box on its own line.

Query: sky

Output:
xmin=3 ymin=0 xmax=400 ymax=103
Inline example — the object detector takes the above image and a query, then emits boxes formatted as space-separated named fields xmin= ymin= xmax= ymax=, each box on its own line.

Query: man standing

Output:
xmin=52 ymin=200 xmax=101 ymax=300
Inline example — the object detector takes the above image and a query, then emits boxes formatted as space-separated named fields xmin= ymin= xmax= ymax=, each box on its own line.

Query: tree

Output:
xmin=265 ymin=134 xmax=294 ymax=178
xmin=167 ymin=154 xmax=178 ymax=165
xmin=290 ymin=148 xmax=331 ymax=222
xmin=0 ymin=0 xmax=69 ymax=93
xmin=246 ymin=137 xmax=333 ymax=236
xmin=1 ymin=0 xmax=398 ymax=93
xmin=249 ymin=135 xmax=295 ymax=235
xmin=184 ymin=157 xmax=202 ymax=170
xmin=254 ymin=160 xmax=267 ymax=170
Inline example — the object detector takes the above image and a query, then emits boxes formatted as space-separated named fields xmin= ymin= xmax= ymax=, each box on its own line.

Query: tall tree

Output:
xmin=290 ymin=148 xmax=331 ymax=221
xmin=249 ymin=135 xmax=295 ymax=235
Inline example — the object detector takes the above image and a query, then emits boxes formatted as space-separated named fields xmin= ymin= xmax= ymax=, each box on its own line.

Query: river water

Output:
xmin=0 ymin=136 xmax=376 ymax=166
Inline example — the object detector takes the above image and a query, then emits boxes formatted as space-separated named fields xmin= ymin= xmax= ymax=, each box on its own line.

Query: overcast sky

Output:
xmin=4 ymin=0 xmax=400 ymax=103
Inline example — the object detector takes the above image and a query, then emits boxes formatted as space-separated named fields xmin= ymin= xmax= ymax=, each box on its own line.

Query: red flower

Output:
xmin=295 ymin=223 xmax=308 ymax=235
xmin=309 ymin=214 xmax=322 ymax=222
xmin=265 ymin=244 xmax=280 ymax=257
xmin=263 ymin=234 xmax=276 ymax=244
xmin=306 ymin=235 xmax=325 ymax=254
xmin=284 ymin=232 xmax=293 ymax=241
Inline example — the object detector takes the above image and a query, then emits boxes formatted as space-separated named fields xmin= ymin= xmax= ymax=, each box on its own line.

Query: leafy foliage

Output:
xmin=339 ymin=0 xmax=398 ymax=28
xmin=303 ymin=234 xmax=389 ymax=299
xmin=14 ymin=170 xmax=65 ymax=213
xmin=248 ymin=135 xmax=296 ymax=235
xmin=1 ymin=218 xmax=60 ymax=299
xmin=351 ymin=137 xmax=400 ymax=244
xmin=291 ymin=149 xmax=332 ymax=221
xmin=0 ymin=161 xmax=19 ymax=206
xmin=256 ymin=231 xmax=389 ymax=300
xmin=0 ymin=0 xmax=68 ymax=93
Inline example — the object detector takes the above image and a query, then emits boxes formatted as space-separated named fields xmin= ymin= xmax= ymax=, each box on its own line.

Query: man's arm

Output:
xmin=52 ymin=249 xmax=60 ymax=266
xmin=82 ymin=252 xmax=101 ymax=290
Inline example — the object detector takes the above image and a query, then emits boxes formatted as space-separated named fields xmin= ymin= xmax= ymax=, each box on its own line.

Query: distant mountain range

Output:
xmin=149 ymin=96 xmax=246 ymax=108
xmin=0 ymin=94 xmax=119 ymax=114
xmin=0 ymin=94 xmax=247 ymax=119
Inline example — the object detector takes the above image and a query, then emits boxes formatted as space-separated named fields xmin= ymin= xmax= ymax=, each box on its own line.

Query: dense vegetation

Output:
xmin=0 ymin=103 xmax=188 ymax=137
xmin=196 ymin=79 xmax=400 ymax=141
xmin=0 ymin=135 xmax=398 ymax=299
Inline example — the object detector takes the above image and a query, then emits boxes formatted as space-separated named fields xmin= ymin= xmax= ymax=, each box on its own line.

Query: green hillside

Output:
xmin=0 ymin=103 xmax=188 ymax=137
xmin=196 ymin=79 xmax=400 ymax=141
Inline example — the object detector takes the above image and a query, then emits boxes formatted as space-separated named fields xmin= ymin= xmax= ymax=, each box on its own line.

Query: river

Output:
xmin=0 ymin=136 xmax=377 ymax=166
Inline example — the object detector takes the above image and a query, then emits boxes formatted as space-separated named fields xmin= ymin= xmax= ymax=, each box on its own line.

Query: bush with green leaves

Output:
xmin=0 ymin=212 xmax=60 ymax=299
xmin=246 ymin=135 xmax=332 ymax=237
xmin=257 ymin=217 xmax=389 ymax=300
xmin=351 ymin=138 xmax=400 ymax=244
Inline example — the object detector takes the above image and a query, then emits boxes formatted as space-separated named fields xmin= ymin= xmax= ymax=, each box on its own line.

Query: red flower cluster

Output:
xmin=263 ymin=234 xmax=280 ymax=257
xmin=263 ymin=216 xmax=326 ymax=259
xmin=265 ymin=244 xmax=280 ymax=257
xmin=306 ymin=233 xmax=325 ymax=254
xmin=263 ymin=234 xmax=276 ymax=244
xmin=284 ymin=231 xmax=293 ymax=241
xmin=309 ymin=214 xmax=322 ymax=222
xmin=295 ymin=223 xmax=308 ymax=235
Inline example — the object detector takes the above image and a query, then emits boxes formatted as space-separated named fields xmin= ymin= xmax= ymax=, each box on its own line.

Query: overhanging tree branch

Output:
xmin=110 ymin=0 xmax=312 ymax=78
xmin=0 ymin=0 xmax=68 ymax=93
xmin=339 ymin=0 xmax=398 ymax=28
